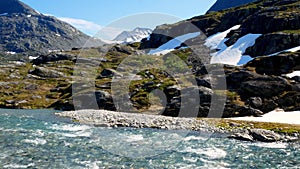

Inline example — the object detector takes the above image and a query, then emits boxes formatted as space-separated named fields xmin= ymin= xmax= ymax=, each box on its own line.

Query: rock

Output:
xmin=29 ymin=66 xmax=65 ymax=78
xmin=246 ymin=97 xmax=262 ymax=109
xmin=5 ymin=100 xmax=15 ymax=104
xmin=196 ymin=77 xmax=211 ymax=88
xmin=260 ymin=99 xmax=278 ymax=113
xmin=228 ymin=132 xmax=254 ymax=142
xmin=226 ymin=70 xmax=256 ymax=89
xmin=108 ymin=45 xmax=134 ymax=55
xmin=277 ymin=91 xmax=300 ymax=111
xmin=24 ymin=84 xmax=37 ymax=90
xmin=99 ymin=68 xmax=123 ymax=78
xmin=250 ymin=129 xmax=282 ymax=142
xmin=239 ymin=76 xmax=291 ymax=98
xmin=244 ymin=52 xmax=300 ymax=75
xmin=94 ymin=123 xmax=110 ymax=127
xmin=32 ymin=53 xmax=76 ymax=65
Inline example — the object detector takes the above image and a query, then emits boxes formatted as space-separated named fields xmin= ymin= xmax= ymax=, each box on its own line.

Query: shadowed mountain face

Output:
xmin=0 ymin=0 xmax=38 ymax=14
xmin=0 ymin=0 xmax=104 ymax=55
xmin=207 ymin=0 xmax=257 ymax=12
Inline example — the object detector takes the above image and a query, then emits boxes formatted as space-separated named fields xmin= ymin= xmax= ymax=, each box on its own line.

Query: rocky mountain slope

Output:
xmin=207 ymin=0 xmax=257 ymax=12
xmin=0 ymin=0 xmax=103 ymax=55
xmin=0 ymin=0 xmax=299 ymax=121
xmin=141 ymin=0 xmax=300 ymax=60
xmin=113 ymin=27 xmax=152 ymax=43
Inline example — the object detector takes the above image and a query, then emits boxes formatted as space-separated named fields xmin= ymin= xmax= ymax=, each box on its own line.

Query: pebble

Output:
xmin=56 ymin=109 xmax=213 ymax=132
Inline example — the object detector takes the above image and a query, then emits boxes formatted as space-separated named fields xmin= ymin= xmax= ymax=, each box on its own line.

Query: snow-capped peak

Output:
xmin=113 ymin=27 xmax=152 ymax=43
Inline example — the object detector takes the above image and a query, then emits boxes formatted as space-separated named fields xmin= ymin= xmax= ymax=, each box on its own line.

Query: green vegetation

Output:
xmin=202 ymin=118 xmax=300 ymax=135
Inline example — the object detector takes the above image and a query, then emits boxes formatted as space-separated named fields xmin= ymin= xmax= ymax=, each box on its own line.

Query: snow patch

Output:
xmin=237 ymin=55 xmax=253 ymax=65
xmin=149 ymin=32 xmax=200 ymax=55
xmin=5 ymin=51 xmax=16 ymax=55
xmin=286 ymin=71 xmax=300 ymax=78
xmin=228 ymin=110 xmax=300 ymax=125
xmin=268 ymin=46 xmax=300 ymax=56
xmin=113 ymin=27 xmax=152 ymax=43
xmin=210 ymin=34 xmax=261 ymax=65
xmin=29 ymin=56 xmax=38 ymax=60
xmin=205 ymin=25 xmax=240 ymax=50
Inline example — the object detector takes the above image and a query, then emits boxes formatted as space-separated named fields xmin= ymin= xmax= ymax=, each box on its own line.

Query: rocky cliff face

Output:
xmin=207 ymin=0 xmax=257 ymax=12
xmin=141 ymin=0 xmax=300 ymax=57
xmin=0 ymin=0 xmax=103 ymax=55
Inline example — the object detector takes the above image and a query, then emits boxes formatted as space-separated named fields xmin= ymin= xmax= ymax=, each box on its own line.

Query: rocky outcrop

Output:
xmin=29 ymin=66 xmax=65 ymax=78
xmin=229 ymin=129 xmax=285 ymax=142
xmin=207 ymin=0 xmax=256 ymax=12
xmin=244 ymin=33 xmax=300 ymax=57
xmin=32 ymin=53 xmax=77 ymax=65
xmin=239 ymin=76 xmax=291 ymax=98
xmin=245 ymin=51 xmax=300 ymax=75
xmin=141 ymin=0 xmax=300 ymax=58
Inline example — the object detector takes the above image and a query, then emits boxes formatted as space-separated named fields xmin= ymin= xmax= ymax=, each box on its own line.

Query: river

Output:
xmin=0 ymin=109 xmax=299 ymax=168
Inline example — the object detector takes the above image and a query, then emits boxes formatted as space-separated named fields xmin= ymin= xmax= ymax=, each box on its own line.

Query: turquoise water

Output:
xmin=0 ymin=109 xmax=299 ymax=169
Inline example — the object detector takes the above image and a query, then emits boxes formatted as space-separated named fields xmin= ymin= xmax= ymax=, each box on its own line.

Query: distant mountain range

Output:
xmin=0 ymin=0 xmax=104 ymax=55
xmin=207 ymin=0 xmax=257 ymax=12
xmin=113 ymin=27 xmax=152 ymax=43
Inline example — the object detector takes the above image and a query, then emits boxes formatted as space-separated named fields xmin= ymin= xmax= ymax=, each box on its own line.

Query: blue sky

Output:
xmin=20 ymin=0 xmax=216 ymax=39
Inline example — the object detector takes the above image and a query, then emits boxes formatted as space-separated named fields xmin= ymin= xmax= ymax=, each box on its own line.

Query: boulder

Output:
xmin=245 ymin=33 xmax=300 ymax=57
xmin=99 ymin=68 xmax=123 ymax=78
xmin=32 ymin=53 xmax=76 ymax=65
xmin=226 ymin=70 xmax=256 ymax=89
xmin=246 ymin=97 xmax=263 ymax=109
xmin=229 ymin=129 xmax=283 ymax=142
xmin=239 ymin=76 xmax=291 ymax=98
xmin=244 ymin=52 xmax=300 ymax=75
xmin=29 ymin=66 xmax=65 ymax=78
xmin=228 ymin=132 xmax=254 ymax=142
xmin=277 ymin=91 xmax=300 ymax=111
xmin=250 ymin=129 xmax=282 ymax=142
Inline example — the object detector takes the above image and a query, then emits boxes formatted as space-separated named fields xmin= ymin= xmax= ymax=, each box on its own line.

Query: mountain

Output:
xmin=113 ymin=27 xmax=152 ymax=43
xmin=0 ymin=0 xmax=104 ymax=55
xmin=207 ymin=0 xmax=257 ymax=12
xmin=141 ymin=0 xmax=300 ymax=63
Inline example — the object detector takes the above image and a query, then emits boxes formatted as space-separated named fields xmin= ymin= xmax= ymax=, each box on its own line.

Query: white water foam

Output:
xmin=252 ymin=142 xmax=288 ymax=149
xmin=3 ymin=163 xmax=35 ymax=169
xmin=50 ymin=124 xmax=92 ymax=131
xmin=126 ymin=134 xmax=144 ymax=142
xmin=180 ymin=147 xmax=227 ymax=159
xmin=50 ymin=124 xmax=93 ymax=138
xmin=23 ymin=138 xmax=47 ymax=145
xmin=183 ymin=135 xmax=206 ymax=141
xmin=62 ymin=131 xmax=92 ymax=138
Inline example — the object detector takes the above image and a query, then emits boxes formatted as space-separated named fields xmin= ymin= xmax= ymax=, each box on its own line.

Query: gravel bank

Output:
xmin=56 ymin=110 xmax=300 ymax=142
xmin=56 ymin=109 xmax=219 ymax=132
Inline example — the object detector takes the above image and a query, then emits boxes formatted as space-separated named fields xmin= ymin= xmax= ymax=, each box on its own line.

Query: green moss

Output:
xmin=203 ymin=118 xmax=300 ymax=135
